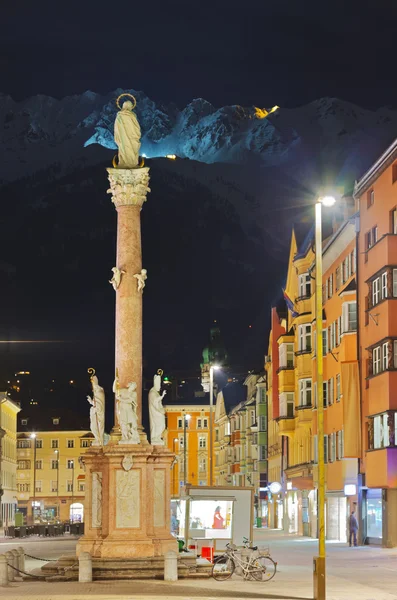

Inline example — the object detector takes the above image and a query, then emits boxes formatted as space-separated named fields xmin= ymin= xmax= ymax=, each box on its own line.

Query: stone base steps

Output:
xmin=40 ymin=553 xmax=212 ymax=581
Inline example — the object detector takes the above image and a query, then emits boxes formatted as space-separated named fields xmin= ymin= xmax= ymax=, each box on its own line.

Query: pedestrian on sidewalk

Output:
xmin=349 ymin=509 xmax=358 ymax=547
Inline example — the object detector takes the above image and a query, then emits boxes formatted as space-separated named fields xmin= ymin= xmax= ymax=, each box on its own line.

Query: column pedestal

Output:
xmin=77 ymin=445 xmax=177 ymax=558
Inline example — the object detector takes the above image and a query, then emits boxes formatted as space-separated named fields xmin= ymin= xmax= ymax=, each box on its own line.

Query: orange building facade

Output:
xmin=164 ymin=402 xmax=214 ymax=497
xmin=355 ymin=138 xmax=397 ymax=546
xmin=266 ymin=204 xmax=361 ymax=541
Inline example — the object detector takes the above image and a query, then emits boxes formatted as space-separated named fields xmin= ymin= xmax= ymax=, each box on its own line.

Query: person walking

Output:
xmin=349 ymin=509 xmax=359 ymax=547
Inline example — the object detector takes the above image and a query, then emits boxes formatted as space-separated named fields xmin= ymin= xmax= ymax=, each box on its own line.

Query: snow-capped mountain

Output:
xmin=1 ymin=89 xmax=397 ymax=183
xmin=2 ymin=89 xmax=397 ymax=373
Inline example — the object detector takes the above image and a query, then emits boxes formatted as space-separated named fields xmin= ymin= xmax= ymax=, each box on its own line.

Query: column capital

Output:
xmin=107 ymin=167 xmax=151 ymax=209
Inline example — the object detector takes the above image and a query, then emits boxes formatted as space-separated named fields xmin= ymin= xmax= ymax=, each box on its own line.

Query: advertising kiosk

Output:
xmin=171 ymin=485 xmax=254 ymax=555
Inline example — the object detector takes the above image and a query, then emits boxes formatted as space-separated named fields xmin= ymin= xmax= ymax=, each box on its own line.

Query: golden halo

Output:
xmin=157 ymin=369 xmax=164 ymax=377
xmin=116 ymin=93 xmax=137 ymax=110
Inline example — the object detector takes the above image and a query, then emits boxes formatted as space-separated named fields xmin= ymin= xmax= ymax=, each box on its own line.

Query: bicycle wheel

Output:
xmin=212 ymin=555 xmax=235 ymax=581
xmin=251 ymin=556 xmax=277 ymax=581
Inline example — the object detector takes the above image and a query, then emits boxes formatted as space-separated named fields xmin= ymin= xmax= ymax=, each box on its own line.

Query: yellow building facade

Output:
xmin=0 ymin=392 xmax=21 ymax=530
xmin=165 ymin=401 xmax=213 ymax=496
xmin=16 ymin=412 xmax=92 ymax=523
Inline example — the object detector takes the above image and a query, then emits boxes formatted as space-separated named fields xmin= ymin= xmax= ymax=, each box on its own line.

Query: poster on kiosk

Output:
xmin=171 ymin=485 xmax=254 ymax=553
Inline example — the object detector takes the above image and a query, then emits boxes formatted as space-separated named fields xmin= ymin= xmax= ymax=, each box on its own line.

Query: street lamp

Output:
xmin=173 ymin=438 xmax=178 ymax=496
xmin=314 ymin=194 xmax=336 ymax=600
xmin=55 ymin=450 xmax=60 ymax=519
xmin=30 ymin=433 xmax=37 ymax=524
xmin=0 ymin=397 xmax=8 ymax=533
xmin=209 ymin=365 xmax=220 ymax=486
xmin=183 ymin=414 xmax=191 ymax=487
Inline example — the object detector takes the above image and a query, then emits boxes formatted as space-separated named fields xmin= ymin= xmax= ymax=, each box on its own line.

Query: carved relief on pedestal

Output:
xmin=153 ymin=470 xmax=165 ymax=528
xmin=91 ymin=471 xmax=103 ymax=528
xmin=116 ymin=470 xmax=140 ymax=528
xmin=107 ymin=167 xmax=151 ymax=209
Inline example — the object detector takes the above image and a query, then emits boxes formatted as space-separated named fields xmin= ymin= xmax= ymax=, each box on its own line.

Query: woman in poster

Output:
xmin=212 ymin=506 xmax=225 ymax=529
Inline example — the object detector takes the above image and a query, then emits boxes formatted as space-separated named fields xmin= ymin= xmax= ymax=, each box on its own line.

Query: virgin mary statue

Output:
xmin=114 ymin=100 xmax=141 ymax=168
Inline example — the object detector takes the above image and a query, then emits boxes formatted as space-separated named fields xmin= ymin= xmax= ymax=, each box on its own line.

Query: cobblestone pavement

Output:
xmin=1 ymin=529 xmax=397 ymax=599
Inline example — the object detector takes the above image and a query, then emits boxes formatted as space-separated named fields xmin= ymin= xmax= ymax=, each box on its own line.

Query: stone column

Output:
xmin=107 ymin=167 xmax=150 ymax=435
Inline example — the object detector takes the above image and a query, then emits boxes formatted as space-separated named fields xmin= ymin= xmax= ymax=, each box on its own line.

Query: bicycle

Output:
xmin=212 ymin=540 xmax=277 ymax=582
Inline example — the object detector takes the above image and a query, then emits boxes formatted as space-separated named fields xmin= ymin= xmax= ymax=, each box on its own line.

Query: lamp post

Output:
xmin=183 ymin=414 xmax=191 ymax=487
xmin=71 ymin=459 xmax=75 ymax=523
xmin=0 ymin=397 xmax=8 ymax=533
xmin=30 ymin=433 xmax=37 ymax=524
xmin=209 ymin=365 xmax=220 ymax=486
xmin=314 ymin=194 xmax=336 ymax=600
xmin=173 ymin=438 xmax=178 ymax=496
xmin=55 ymin=450 xmax=60 ymax=519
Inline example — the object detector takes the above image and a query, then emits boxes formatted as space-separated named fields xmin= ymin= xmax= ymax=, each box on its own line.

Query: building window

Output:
xmin=51 ymin=459 xmax=58 ymax=469
xmin=337 ymin=430 xmax=344 ymax=459
xmin=373 ymin=346 xmax=381 ymax=375
xmin=279 ymin=343 xmax=294 ymax=368
xmin=343 ymin=302 xmax=357 ymax=332
xmin=177 ymin=418 xmax=183 ymax=429
xmin=21 ymin=418 xmax=28 ymax=426
xmin=280 ymin=393 xmax=294 ymax=417
xmin=35 ymin=439 xmax=43 ymax=449
xmin=259 ymin=446 xmax=267 ymax=460
xmin=78 ymin=482 xmax=85 ymax=492
xmin=374 ymin=414 xmax=389 ymax=449
xmin=35 ymin=481 xmax=42 ymax=493
xmin=17 ymin=460 xmax=30 ymax=469
xmin=323 ymin=382 xmax=328 ymax=407
xmin=203 ymin=418 xmax=208 ymax=428
xmin=329 ymin=433 xmax=336 ymax=462
xmin=51 ymin=481 xmax=58 ymax=493
xmin=198 ymin=436 xmax=207 ymax=449
xmin=52 ymin=418 xmax=60 ymax=425
xmin=259 ymin=415 xmax=267 ymax=431
xmin=67 ymin=440 xmax=74 ymax=448
xmin=330 ymin=322 xmax=336 ymax=350
xmin=298 ymin=273 xmax=311 ymax=298
xmin=299 ymin=379 xmax=312 ymax=407
xmin=322 ymin=330 xmax=328 ymax=356
xmin=366 ymin=226 xmax=378 ymax=250
xmin=336 ymin=374 xmax=341 ymax=402
xmin=298 ymin=324 xmax=312 ymax=352
xmin=393 ymin=269 xmax=397 ymax=297
xmin=199 ymin=457 xmax=207 ymax=472
xmin=335 ymin=266 xmax=341 ymax=291
xmin=67 ymin=480 xmax=73 ymax=492
xmin=225 ymin=421 xmax=231 ymax=436
xmin=259 ymin=388 xmax=266 ymax=404
xmin=18 ymin=483 xmax=30 ymax=492
xmin=81 ymin=439 xmax=90 ymax=448
xmin=382 ymin=272 xmax=388 ymax=299
xmin=179 ymin=436 xmax=184 ymax=448
xmin=17 ymin=440 xmax=31 ymax=448
xmin=328 ymin=274 xmax=333 ymax=298
xmin=51 ymin=439 xmax=59 ymax=449
xmin=35 ymin=460 xmax=43 ymax=470
xmin=328 ymin=378 xmax=334 ymax=405
xmin=382 ymin=342 xmax=389 ymax=371
xmin=197 ymin=418 xmax=202 ymax=429
xmin=372 ymin=277 xmax=380 ymax=305
xmin=367 ymin=189 xmax=375 ymax=208
xmin=250 ymin=410 xmax=255 ymax=425
xmin=67 ymin=460 xmax=74 ymax=469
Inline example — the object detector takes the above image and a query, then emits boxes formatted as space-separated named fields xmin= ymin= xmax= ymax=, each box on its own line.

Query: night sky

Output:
xmin=2 ymin=0 xmax=397 ymax=412
xmin=2 ymin=0 xmax=397 ymax=109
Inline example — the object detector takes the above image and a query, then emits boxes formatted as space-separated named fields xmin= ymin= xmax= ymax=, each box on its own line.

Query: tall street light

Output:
xmin=30 ymin=433 xmax=37 ymax=524
xmin=55 ymin=449 xmax=60 ymax=519
xmin=0 ymin=397 xmax=8 ymax=533
xmin=183 ymin=414 xmax=191 ymax=488
xmin=173 ymin=438 xmax=178 ymax=496
xmin=314 ymin=194 xmax=336 ymax=600
xmin=209 ymin=365 xmax=220 ymax=486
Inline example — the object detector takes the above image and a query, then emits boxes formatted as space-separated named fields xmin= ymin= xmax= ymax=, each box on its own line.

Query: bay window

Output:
xmin=298 ymin=324 xmax=312 ymax=352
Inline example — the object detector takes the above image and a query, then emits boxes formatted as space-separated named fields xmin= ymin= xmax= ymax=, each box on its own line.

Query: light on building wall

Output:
xmin=344 ymin=484 xmax=357 ymax=496
xmin=287 ymin=481 xmax=292 ymax=490
xmin=30 ymin=433 xmax=36 ymax=439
